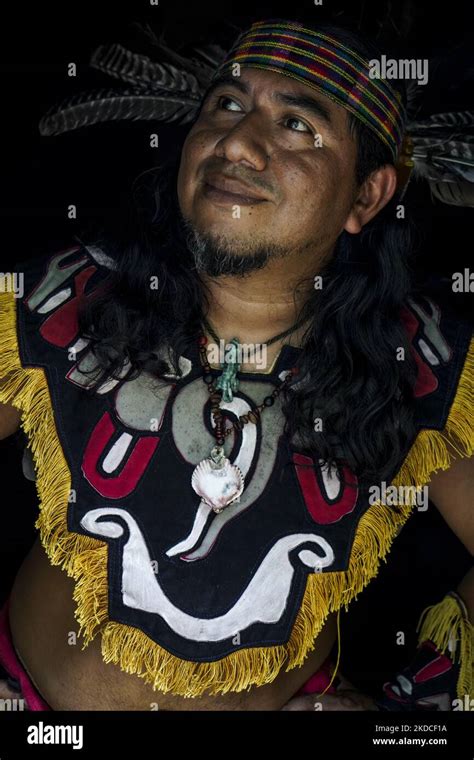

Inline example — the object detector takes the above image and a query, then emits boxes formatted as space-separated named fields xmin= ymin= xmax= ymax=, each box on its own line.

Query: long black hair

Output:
xmin=77 ymin=21 xmax=420 ymax=488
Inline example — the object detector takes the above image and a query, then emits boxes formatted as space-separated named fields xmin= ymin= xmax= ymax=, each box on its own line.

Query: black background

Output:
xmin=0 ymin=0 xmax=472 ymax=697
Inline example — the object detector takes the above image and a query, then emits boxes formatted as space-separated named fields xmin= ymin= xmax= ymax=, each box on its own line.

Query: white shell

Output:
xmin=192 ymin=457 xmax=244 ymax=512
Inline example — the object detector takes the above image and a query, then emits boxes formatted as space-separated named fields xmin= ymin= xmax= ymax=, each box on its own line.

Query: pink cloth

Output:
xmin=0 ymin=597 xmax=52 ymax=711
xmin=297 ymin=654 xmax=339 ymax=696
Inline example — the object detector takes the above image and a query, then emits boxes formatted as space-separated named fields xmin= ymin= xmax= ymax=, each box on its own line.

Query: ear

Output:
xmin=343 ymin=164 xmax=398 ymax=235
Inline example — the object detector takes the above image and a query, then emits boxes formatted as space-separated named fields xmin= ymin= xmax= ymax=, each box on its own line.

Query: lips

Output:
xmin=203 ymin=173 xmax=268 ymax=203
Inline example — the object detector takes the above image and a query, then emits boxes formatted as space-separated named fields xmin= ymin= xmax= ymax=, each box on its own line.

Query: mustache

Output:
xmin=201 ymin=163 xmax=274 ymax=197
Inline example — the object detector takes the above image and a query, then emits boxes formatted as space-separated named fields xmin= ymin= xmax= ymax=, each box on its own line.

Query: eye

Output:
xmin=284 ymin=116 xmax=312 ymax=134
xmin=216 ymin=95 xmax=243 ymax=112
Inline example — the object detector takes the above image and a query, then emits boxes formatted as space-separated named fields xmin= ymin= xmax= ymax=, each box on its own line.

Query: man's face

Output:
xmin=177 ymin=67 xmax=359 ymax=273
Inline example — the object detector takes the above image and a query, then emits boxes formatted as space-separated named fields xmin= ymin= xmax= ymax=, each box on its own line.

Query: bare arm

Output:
xmin=429 ymin=453 xmax=474 ymax=622
xmin=428 ymin=453 xmax=474 ymax=558
xmin=0 ymin=372 xmax=22 ymax=439
xmin=0 ymin=398 xmax=21 ymax=440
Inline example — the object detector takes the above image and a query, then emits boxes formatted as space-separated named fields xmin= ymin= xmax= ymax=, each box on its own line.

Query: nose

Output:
xmin=214 ymin=112 xmax=269 ymax=171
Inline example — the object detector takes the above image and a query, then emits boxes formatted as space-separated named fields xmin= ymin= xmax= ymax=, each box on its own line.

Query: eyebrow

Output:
xmin=203 ymin=73 xmax=333 ymax=126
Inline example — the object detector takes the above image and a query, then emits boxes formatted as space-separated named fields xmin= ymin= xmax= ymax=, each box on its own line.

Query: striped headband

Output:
xmin=210 ymin=19 xmax=406 ymax=161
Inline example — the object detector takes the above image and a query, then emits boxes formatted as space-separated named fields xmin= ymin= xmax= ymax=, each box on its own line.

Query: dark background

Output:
xmin=0 ymin=0 xmax=472 ymax=696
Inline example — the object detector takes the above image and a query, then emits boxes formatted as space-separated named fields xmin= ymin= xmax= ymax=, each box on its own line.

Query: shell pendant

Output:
xmin=191 ymin=445 xmax=244 ymax=513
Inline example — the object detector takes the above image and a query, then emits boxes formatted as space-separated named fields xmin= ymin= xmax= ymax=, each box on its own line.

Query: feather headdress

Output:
xmin=38 ymin=20 xmax=474 ymax=206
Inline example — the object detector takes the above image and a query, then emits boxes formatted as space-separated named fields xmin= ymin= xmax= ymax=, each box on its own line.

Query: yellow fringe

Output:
xmin=417 ymin=593 xmax=473 ymax=700
xmin=0 ymin=286 xmax=473 ymax=698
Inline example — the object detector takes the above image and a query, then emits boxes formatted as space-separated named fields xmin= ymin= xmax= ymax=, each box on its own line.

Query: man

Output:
xmin=0 ymin=18 xmax=472 ymax=711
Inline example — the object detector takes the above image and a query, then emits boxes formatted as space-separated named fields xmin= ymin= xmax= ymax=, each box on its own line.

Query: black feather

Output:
xmin=89 ymin=43 xmax=203 ymax=97
xmin=409 ymin=111 xmax=474 ymax=130
xmin=429 ymin=180 xmax=474 ymax=207
xmin=127 ymin=22 xmax=217 ymax=88
xmin=38 ymin=88 xmax=200 ymax=136
xmin=188 ymin=43 xmax=227 ymax=70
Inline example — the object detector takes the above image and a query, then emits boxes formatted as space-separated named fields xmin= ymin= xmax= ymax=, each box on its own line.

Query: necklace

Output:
xmin=201 ymin=314 xmax=308 ymax=402
xmin=190 ymin=320 xmax=303 ymax=513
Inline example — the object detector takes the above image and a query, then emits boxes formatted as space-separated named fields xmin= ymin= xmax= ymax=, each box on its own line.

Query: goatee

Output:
xmin=179 ymin=214 xmax=290 ymax=278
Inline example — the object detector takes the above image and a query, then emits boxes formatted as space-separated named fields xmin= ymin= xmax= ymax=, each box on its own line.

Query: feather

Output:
xmin=412 ymin=139 xmax=474 ymax=165
xmin=38 ymin=88 xmax=200 ymax=136
xmin=132 ymin=20 xmax=228 ymax=69
xmin=407 ymin=107 xmax=474 ymax=204
xmin=189 ymin=43 xmax=227 ymax=70
xmin=404 ymin=79 xmax=426 ymax=122
xmin=412 ymin=155 xmax=474 ymax=182
xmin=89 ymin=43 xmax=203 ymax=97
xmin=127 ymin=22 xmax=217 ymax=88
xmin=431 ymin=155 xmax=474 ymax=182
xmin=412 ymin=137 xmax=474 ymax=151
xmin=408 ymin=111 xmax=474 ymax=131
xmin=429 ymin=180 xmax=474 ymax=207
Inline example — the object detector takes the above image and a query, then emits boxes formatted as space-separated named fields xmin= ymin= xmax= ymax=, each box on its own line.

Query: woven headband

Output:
xmin=210 ymin=19 xmax=406 ymax=161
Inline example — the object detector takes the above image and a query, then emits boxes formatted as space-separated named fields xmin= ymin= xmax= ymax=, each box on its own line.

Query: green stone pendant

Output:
xmin=215 ymin=337 xmax=240 ymax=402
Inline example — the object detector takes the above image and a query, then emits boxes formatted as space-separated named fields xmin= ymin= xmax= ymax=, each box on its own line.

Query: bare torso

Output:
xmin=8 ymin=536 xmax=337 ymax=710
